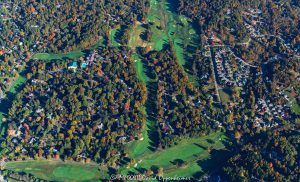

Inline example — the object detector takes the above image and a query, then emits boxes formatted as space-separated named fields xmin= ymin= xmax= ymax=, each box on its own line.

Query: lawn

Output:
xmin=285 ymin=89 xmax=300 ymax=116
xmin=110 ymin=28 xmax=120 ymax=47
xmin=121 ymin=131 xmax=228 ymax=178
xmin=133 ymin=54 xmax=149 ymax=84
xmin=291 ymin=99 xmax=300 ymax=115
xmin=126 ymin=123 xmax=152 ymax=158
xmin=9 ymin=76 xmax=27 ymax=94
xmin=137 ymin=132 xmax=226 ymax=168
xmin=32 ymin=51 xmax=84 ymax=60
xmin=125 ymin=118 xmax=156 ymax=159
xmin=219 ymin=88 xmax=231 ymax=104
xmin=5 ymin=160 xmax=107 ymax=182
xmin=0 ymin=75 xmax=27 ymax=126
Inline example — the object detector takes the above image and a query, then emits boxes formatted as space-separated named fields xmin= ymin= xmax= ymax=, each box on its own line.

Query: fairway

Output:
xmin=53 ymin=166 xmax=95 ymax=181
xmin=5 ymin=160 xmax=106 ymax=181
xmin=125 ymin=119 xmax=156 ymax=158
xmin=0 ymin=75 xmax=27 ymax=126
xmin=134 ymin=54 xmax=149 ymax=84
xmin=32 ymin=51 xmax=84 ymax=60
xmin=9 ymin=76 xmax=27 ymax=94
xmin=110 ymin=28 xmax=120 ymax=47
xmin=291 ymin=99 xmax=300 ymax=115
xmin=122 ymin=131 xmax=228 ymax=178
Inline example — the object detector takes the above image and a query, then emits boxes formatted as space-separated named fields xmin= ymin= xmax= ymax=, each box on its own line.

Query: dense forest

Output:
xmin=14 ymin=0 xmax=149 ymax=52
xmin=222 ymin=130 xmax=300 ymax=181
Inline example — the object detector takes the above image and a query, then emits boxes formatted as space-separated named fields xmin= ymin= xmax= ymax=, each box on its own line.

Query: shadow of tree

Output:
xmin=195 ymin=149 xmax=231 ymax=179
xmin=0 ymin=65 xmax=30 ymax=135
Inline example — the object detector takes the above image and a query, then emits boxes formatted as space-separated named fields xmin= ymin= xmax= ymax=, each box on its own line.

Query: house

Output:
xmin=68 ymin=62 xmax=78 ymax=70
xmin=98 ymin=123 xmax=103 ymax=129
xmin=81 ymin=62 xmax=87 ymax=69
xmin=8 ymin=129 xmax=17 ymax=137
xmin=118 ymin=136 xmax=127 ymax=142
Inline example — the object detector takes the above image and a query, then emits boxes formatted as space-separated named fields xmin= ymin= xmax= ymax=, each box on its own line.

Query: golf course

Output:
xmin=2 ymin=0 xmax=231 ymax=181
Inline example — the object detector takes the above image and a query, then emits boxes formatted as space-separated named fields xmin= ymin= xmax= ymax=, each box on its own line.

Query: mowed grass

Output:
xmin=165 ymin=162 xmax=201 ymax=178
xmin=147 ymin=0 xmax=169 ymax=51
xmin=32 ymin=51 xmax=83 ymax=60
xmin=9 ymin=75 xmax=27 ymax=94
xmin=138 ymin=132 xmax=226 ymax=168
xmin=219 ymin=88 xmax=231 ymax=104
xmin=133 ymin=54 xmax=149 ymax=84
xmin=122 ymin=131 xmax=228 ymax=178
xmin=0 ymin=75 xmax=27 ymax=125
xmin=126 ymin=123 xmax=152 ymax=158
xmin=291 ymin=99 xmax=300 ymax=115
xmin=125 ymin=118 xmax=157 ymax=159
xmin=285 ymin=89 xmax=300 ymax=115
xmin=5 ymin=160 xmax=106 ymax=182
xmin=110 ymin=28 xmax=120 ymax=47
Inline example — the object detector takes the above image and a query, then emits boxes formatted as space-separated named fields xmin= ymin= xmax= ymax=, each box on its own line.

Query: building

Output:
xmin=68 ymin=62 xmax=78 ymax=70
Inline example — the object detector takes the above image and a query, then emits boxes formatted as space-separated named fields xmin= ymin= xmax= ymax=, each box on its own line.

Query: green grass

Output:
xmin=134 ymin=54 xmax=149 ymax=84
xmin=125 ymin=118 xmax=157 ymax=159
xmin=32 ymin=51 xmax=84 ymax=60
xmin=0 ymin=75 xmax=27 ymax=125
xmin=9 ymin=76 xmax=27 ymax=94
xmin=138 ymin=132 xmax=225 ymax=168
xmin=173 ymin=38 xmax=185 ymax=65
xmin=110 ymin=28 xmax=120 ymax=47
xmin=53 ymin=166 xmax=95 ymax=181
xmin=291 ymin=99 xmax=300 ymax=115
xmin=147 ymin=0 xmax=169 ymax=51
xmin=128 ymin=24 xmax=146 ymax=49
xmin=145 ymin=0 xmax=199 ymax=88
xmin=121 ymin=132 xmax=228 ymax=178
xmin=126 ymin=123 xmax=151 ymax=158
xmin=165 ymin=162 xmax=201 ymax=178
xmin=5 ymin=160 xmax=107 ymax=182
xmin=285 ymin=89 xmax=300 ymax=116
xmin=219 ymin=88 xmax=231 ymax=104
